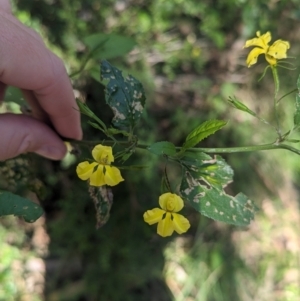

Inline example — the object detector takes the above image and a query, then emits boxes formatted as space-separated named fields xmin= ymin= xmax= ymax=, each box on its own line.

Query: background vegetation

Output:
xmin=1 ymin=0 xmax=300 ymax=300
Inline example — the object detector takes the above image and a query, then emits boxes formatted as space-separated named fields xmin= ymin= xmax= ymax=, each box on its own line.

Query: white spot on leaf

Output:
xmin=132 ymin=101 xmax=144 ymax=113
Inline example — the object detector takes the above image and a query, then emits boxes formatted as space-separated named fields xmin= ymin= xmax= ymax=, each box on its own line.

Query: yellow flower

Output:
xmin=244 ymin=31 xmax=290 ymax=67
xmin=76 ymin=144 xmax=124 ymax=187
xmin=143 ymin=193 xmax=190 ymax=237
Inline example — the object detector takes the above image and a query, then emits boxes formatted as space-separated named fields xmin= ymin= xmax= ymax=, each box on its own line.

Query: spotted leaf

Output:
xmin=180 ymin=151 xmax=234 ymax=188
xmin=180 ymin=157 xmax=257 ymax=226
xmin=101 ymin=60 xmax=146 ymax=131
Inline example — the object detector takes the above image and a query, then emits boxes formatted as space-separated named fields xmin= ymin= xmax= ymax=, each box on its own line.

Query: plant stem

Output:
xmin=271 ymin=66 xmax=281 ymax=137
xmin=179 ymin=143 xmax=300 ymax=156
xmin=67 ymin=139 xmax=300 ymax=156
xmin=276 ymin=88 xmax=297 ymax=104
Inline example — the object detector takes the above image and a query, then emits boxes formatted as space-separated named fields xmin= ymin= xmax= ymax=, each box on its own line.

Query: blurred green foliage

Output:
xmin=0 ymin=0 xmax=300 ymax=300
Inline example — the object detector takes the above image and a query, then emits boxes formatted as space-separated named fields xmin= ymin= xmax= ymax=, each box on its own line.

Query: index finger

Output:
xmin=0 ymin=10 xmax=82 ymax=140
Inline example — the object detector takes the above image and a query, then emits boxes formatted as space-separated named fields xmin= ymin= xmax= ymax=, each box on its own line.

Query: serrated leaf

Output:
xmin=147 ymin=141 xmax=177 ymax=156
xmin=0 ymin=191 xmax=43 ymax=222
xmin=294 ymin=74 xmax=300 ymax=127
xmin=83 ymin=33 xmax=136 ymax=60
xmin=180 ymin=169 xmax=256 ymax=226
xmin=101 ymin=60 xmax=146 ymax=130
xmin=183 ymin=120 xmax=227 ymax=149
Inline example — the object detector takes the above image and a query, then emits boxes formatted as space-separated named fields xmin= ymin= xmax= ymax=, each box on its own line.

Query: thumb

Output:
xmin=0 ymin=113 xmax=67 ymax=160
xmin=0 ymin=0 xmax=12 ymax=13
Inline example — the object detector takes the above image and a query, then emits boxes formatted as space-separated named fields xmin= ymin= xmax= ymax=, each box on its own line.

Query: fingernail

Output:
xmin=35 ymin=144 xmax=67 ymax=160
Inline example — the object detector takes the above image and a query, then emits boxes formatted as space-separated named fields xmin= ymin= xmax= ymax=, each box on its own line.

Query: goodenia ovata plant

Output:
xmin=0 ymin=31 xmax=299 ymax=238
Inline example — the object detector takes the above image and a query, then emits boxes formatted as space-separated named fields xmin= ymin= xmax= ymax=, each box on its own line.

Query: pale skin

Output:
xmin=0 ymin=0 xmax=82 ymax=160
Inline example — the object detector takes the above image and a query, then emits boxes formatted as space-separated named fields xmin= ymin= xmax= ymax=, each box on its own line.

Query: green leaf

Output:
xmin=107 ymin=127 xmax=130 ymax=137
xmin=147 ymin=141 xmax=177 ymax=156
xmin=87 ymin=121 xmax=103 ymax=131
xmin=0 ymin=191 xmax=43 ymax=222
xmin=183 ymin=120 xmax=227 ymax=149
xmin=83 ymin=33 xmax=136 ymax=60
xmin=120 ymin=152 xmax=133 ymax=163
xmin=180 ymin=169 xmax=256 ymax=226
xmin=180 ymin=152 xmax=233 ymax=188
xmin=179 ymin=150 xmax=213 ymax=166
xmin=101 ymin=60 xmax=146 ymax=130
xmin=4 ymin=86 xmax=25 ymax=106
xmin=227 ymin=96 xmax=256 ymax=116
xmin=76 ymin=99 xmax=108 ymax=132
xmin=294 ymin=74 xmax=300 ymax=127
xmin=179 ymin=154 xmax=256 ymax=226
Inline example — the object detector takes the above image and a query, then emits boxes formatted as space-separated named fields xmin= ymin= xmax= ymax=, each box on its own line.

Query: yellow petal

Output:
xmin=265 ymin=54 xmax=277 ymax=66
xmin=267 ymin=39 xmax=290 ymax=59
xmin=104 ymin=166 xmax=124 ymax=186
xmin=143 ymin=208 xmax=165 ymax=225
xmin=92 ymin=144 xmax=114 ymax=164
xmin=76 ymin=161 xmax=98 ymax=180
xmin=246 ymin=47 xmax=266 ymax=67
xmin=157 ymin=213 xmax=174 ymax=237
xmin=172 ymin=213 xmax=191 ymax=234
xmin=244 ymin=31 xmax=271 ymax=50
xmin=89 ymin=165 xmax=106 ymax=186
xmin=159 ymin=193 xmax=184 ymax=212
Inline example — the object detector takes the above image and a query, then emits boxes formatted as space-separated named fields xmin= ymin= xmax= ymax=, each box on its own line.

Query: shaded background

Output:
xmin=1 ymin=0 xmax=300 ymax=300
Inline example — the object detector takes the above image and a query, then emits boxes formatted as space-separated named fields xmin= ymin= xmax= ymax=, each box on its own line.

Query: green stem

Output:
xmin=67 ymin=139 xmax=300 ymax=156
xmin=272 ymin=66 xmax=280 ymax=98
xmin=276 ymin=88 xmax=297 ymax=104
xmin=180 ymin=143 xmax=300 ymax=156
xmin=271 ymin=66 xmax=281 ymax=136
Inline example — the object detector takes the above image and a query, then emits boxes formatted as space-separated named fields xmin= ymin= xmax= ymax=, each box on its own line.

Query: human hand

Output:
xmin=0 ymin=0 xmax=82 ymax=161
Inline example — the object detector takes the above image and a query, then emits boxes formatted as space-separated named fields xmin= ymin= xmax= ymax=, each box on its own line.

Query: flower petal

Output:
xmin=267 ymin=39 xmax=290 ymax=59
xmin=246 ymin=47 xmax=266 ymax=67
xmin=265 ymin=54 xmax=277 ymax=66
xmin=244 ymin=31 xmax=271 ymax=50
xmin=143 ymin=208 xmax=165 ymax=225
xmin=172 ymin=213 xmax=191 ymax=234
xmin=92 ymin=144 xmax=114 ymax=164
xmin=89 ymin=165 xmax=106 ymax=186
xmin=157 ymin=213 xmax=174 ymax=237
xmin=159 ymin=193 xmax=184 ymax=212
xmin=76 ymin=161 xmax=98 ymax=180
xmin=104 ymin=166 xmax=124 ymax=186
